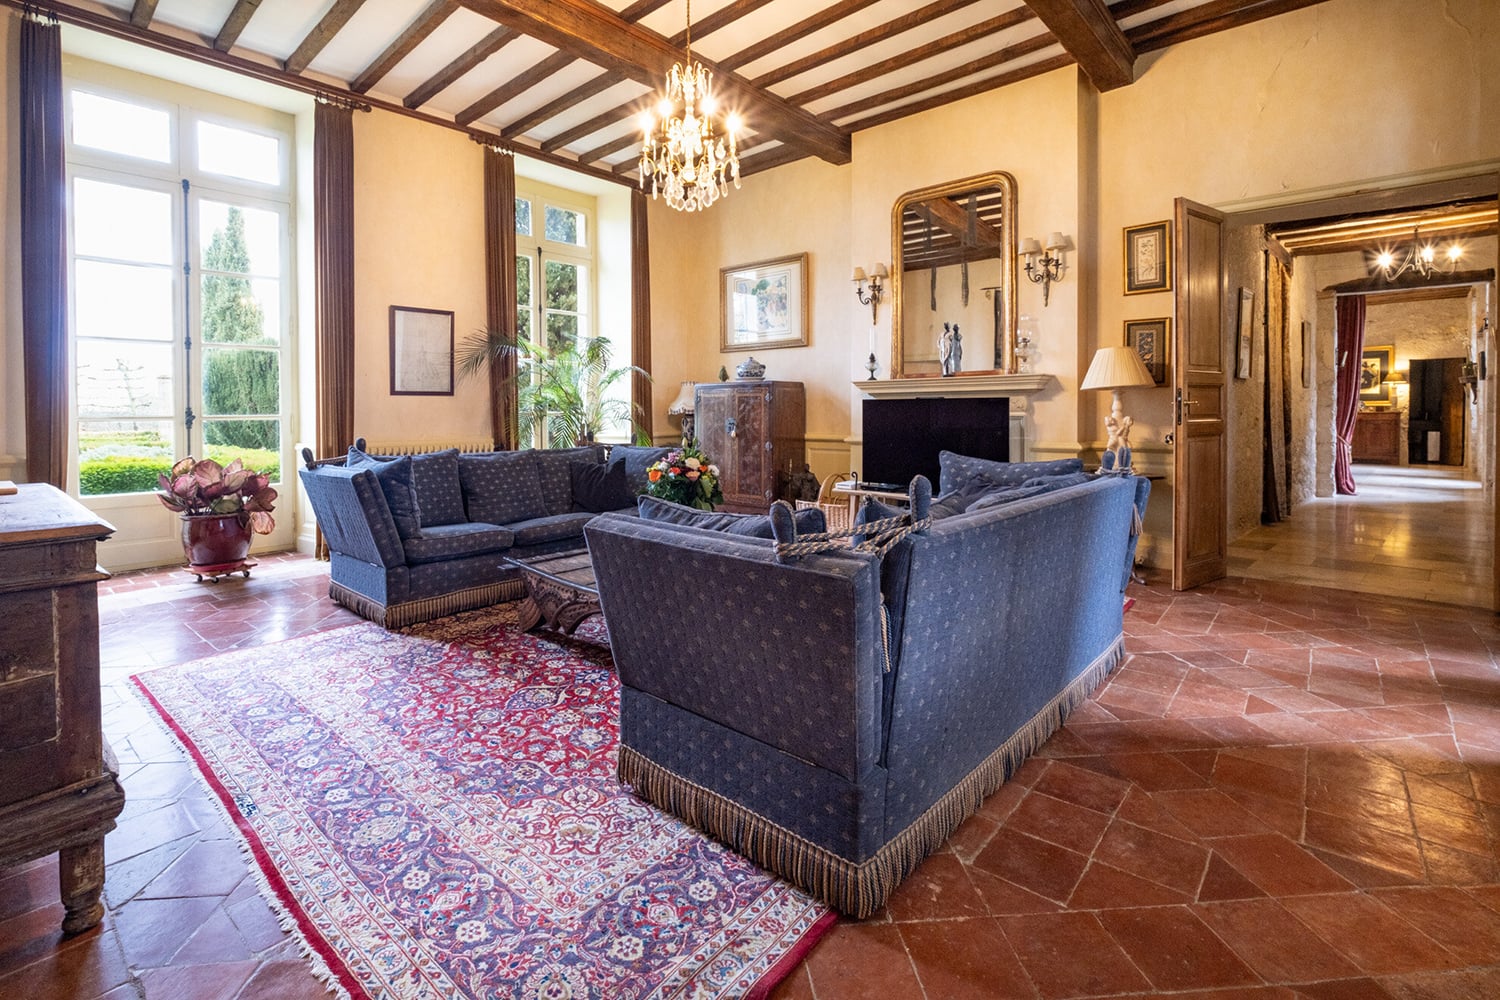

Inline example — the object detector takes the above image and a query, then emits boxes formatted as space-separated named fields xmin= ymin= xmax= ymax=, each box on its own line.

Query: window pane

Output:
xmin=77 ymin=418 xmax=174 ymax=496
xmin=71 ymin=91 xmax=170 ymax=163
xmin=202 ymin=276 xmax=279 ymax=345
xmin=203 ymin=420 xmax=281 ymax=481
xmin=544 ymin=260 xmax=580 ymax=311
xmin=515 ymin=198 xmax=532 ymax=236
xmin=545 ymin=312 xmax=578 ymax=350
xmin=197 ymin=121 xmax=280 ymax=185
xmin=544 ymin=205 xmax=584 ymax=246
xmin=202 ymin=346 xmax=280 ymax=419
xmin=73 ymin=179 xmax=172 ymax=264
xmin=75 ymin=261 xmax=174 ymax=341
xmin=200 ymin=201 xmax=281 ymax=276
xmin=76 ymin=339 xmax=174 ymax=418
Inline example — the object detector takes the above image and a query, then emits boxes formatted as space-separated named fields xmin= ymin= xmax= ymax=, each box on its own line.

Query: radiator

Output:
xmin=361 ymin=439 xmax=494 ymax=456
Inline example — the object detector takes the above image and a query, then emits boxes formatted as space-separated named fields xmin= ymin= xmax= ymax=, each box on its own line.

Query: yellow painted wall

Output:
xmin=351 ymin=109 xmax=491 ymax=447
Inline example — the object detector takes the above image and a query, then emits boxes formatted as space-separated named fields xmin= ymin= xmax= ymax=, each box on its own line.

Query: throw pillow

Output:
xmin=607 ymin=445 xmax=672 ymax=496
xmin=968 ymin=484 xmax=1052 ymax=512
xmin=459 ymin=451 xmax=548 ymax=525
xmin=637 ymin=495 xmax=826 ymax=538
xmin=345 ymin=449 xmax=423 ymax=540
xmin=1020 ymin=471 xmax=1095 ymax=492
xmin=535 ymin=446 xmax=608 ymax=516
xmin=937 ymin=452 xmax=1084 ymax=494
xmin=929 ymin=473 xmax=998 ymax=519
xmin=409 ymin=449 xmax=466 ymax=527
xmin=570 ymin=460 xmax=634 ymax=513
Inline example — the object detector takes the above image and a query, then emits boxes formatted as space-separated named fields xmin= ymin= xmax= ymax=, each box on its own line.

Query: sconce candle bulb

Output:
xmin=854 ymin=263 xmax=887 ymax=324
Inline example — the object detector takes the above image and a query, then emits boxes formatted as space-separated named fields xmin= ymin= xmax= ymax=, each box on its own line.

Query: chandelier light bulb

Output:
xmin=1376 ymin=250 xmax=1395 ymax=269
xmin=1448 ymin=243 xmax=1464 ymax=262
xmin=1374 ymin=226 xmax=1464 ymax=282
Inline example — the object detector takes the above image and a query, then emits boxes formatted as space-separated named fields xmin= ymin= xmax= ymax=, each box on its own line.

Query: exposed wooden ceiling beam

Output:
xmin=1022 ymin=0 xmax=1134 ymax=91
xmin=129 ymin=0 xmax=158 ymax=30
xmin=213 ymin=0 xmax=262 ymax=52
xmin=457 ymin=49 xmax=579 ymax=127
xmin=501 ymin=71 xmax=627 ymax=139
xmin=285 ymin=0 xmax=367 ymax=76
xmin=787 ymin=8 xmax=1035 ymax=107
xmin=459 ymin=0 xmax=850 ymax=165
xmin=1129 ymin=0 xmax=1332 ymax=53
xmin=915 ymin=195 xmax=1003 ymax=248
xmin=718 ymin=0 xmax=882 ymax=74
xmin=351 ymin=0 xmax=458 ymax=94
xmin=736 ymin=143 xmax=809 ymax=179
xmin=402 ymin=26 xmax=516 ymax=109
xmin=752 ymin=0 xmax=986 ymax=89
xmin=575 ymin=129 xmax=649 ymax=166
xmin=836 ymin=52 xmax=1073 ymax=134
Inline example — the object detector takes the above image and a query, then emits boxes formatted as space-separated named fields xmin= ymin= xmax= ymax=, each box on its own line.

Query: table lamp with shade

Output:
xmin=1080 ymin=346 xmax=1156 ymax=473
xmin=667 ymin=381 xmax=696 ymax=443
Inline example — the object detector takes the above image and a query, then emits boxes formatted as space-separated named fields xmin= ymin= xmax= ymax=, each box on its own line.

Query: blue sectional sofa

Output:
xmin=585 ymin=462 xmax=1148 ymax=917
xmin=299 ymin=440 xmax=668 ymax=628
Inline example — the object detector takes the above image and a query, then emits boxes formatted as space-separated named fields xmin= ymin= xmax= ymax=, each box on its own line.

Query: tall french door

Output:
xmin=66 ymin=81 xmax=295 ymax=570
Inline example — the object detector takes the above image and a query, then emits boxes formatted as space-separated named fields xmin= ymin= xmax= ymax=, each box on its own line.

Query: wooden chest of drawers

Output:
xmin=694 ymin=381 xmax=807 ymax=512
xmin=0 ymin=484 xmax=124 ymax=933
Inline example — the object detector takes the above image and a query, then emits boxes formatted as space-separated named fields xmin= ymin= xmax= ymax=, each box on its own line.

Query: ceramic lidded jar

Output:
xmin=735 ymin=356 xmax=767 ymax=379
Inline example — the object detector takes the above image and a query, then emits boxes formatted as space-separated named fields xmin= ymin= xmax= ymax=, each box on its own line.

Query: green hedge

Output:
xmin=78 ymin=448 xmax=282 ymax=497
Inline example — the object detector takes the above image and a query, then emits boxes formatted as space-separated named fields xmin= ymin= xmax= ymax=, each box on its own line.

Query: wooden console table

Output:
xmin=1352 ymin=409 xmax=1401 ymax=464
xmin=0 ymin=485 xmax=124 ymax=933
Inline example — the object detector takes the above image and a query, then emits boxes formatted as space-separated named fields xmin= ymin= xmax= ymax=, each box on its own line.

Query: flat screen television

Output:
xmin=861 ymin=396 xmax=1010 ymax=489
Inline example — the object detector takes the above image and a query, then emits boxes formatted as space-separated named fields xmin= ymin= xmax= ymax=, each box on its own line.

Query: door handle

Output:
xmin=1176 ymin=389 xmax=1194 ymax=424
xmin=726 ymin=417 xmax=736 ymax=439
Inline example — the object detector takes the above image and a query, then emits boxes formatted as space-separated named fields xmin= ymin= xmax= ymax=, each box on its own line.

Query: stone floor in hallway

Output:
xmin=1 ymin=555 xmax=1497 ymax=999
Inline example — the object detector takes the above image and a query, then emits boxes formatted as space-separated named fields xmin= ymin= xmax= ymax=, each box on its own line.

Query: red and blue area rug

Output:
xmin=134 ymin=605 xmax=833 ymax=999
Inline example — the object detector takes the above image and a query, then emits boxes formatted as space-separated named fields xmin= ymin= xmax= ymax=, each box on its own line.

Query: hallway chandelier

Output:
xmin=1374 ymin=226 xmax=1463 ymax=280
xmin=638 ymin=0 xmax=740 ymax=213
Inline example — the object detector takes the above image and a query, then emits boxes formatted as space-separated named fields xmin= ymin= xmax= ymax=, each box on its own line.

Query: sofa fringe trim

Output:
xmin=619 ymin=634 xmax=1126 ymax=919
xmin=328 ymin=580 xmax=525 ymax=629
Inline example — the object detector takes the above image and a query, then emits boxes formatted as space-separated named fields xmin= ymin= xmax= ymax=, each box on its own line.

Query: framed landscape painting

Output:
xmin=721 ymin=253 xmax=808 ymax=351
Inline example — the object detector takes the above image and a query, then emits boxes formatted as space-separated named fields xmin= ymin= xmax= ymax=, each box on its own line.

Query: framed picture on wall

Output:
xmin=1301 ymin=320 xmax=1312 ymax=388
xmin=720 ymin=253 xmax=809 ymax=351
xmin=1125 ymin=318 xmax=1171 ymax=386
xmin=1360 ymin=344 xmax=1394 ymax=406
xmin=1123 ymin=221 xmax=1172 ymax=295
xmin=389 ymin=305 xmax=454 ymax=396
xmin=1234 ymin=288 xmax=1254 ymax=379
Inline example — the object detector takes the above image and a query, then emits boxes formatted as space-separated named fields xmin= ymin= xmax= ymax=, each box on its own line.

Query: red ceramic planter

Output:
xmin=180 ymin=514 xmax=252 ymax=574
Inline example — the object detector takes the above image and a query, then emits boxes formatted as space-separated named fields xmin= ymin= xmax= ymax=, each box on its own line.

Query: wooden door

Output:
xmin=1172 ymin=198 xmax=1228 ymax=590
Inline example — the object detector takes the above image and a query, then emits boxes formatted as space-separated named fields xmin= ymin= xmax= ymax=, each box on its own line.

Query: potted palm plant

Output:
xmin=456 ymin=331 xmax=650 ymax=447
xmin=157 ymin=457 xmax=277 ymax=579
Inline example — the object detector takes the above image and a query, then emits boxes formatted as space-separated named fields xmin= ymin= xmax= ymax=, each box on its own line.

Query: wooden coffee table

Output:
xmin=503 ymin=549 xmax=602 ymax=635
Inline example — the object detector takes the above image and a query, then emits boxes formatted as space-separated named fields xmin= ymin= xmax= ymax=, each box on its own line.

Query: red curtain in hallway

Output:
xmin=1334 ymin=294 xmax=1366 ymax=495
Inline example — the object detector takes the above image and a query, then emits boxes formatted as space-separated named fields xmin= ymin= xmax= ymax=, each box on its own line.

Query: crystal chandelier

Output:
xmin=638 ymin=0 xmax=740 ymax=213
xmin=1374 ymin=226 xmax=1463 ymax=280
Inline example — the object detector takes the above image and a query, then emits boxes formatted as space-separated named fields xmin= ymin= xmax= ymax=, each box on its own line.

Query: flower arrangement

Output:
xmin=157 ymin=456 xmax=278 ymax=534
xmin=643 ymin=442 xmax=724 ymax=510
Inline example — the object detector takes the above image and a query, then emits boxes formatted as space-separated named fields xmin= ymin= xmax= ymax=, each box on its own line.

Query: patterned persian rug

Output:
xmin=134 ymin=604 xmax=832 ymax=999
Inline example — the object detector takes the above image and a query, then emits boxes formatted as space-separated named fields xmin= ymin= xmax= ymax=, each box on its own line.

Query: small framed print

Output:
xmin=389 ymin=305 xmax=454 ymax=396
xmin=720 ymin=253 xmax=809 ymax=351
xmin=1124 ymin=220 xmax=1172 ymax=295
xmin=1125 ymin=318 xmax=1171 ymax=386
xmin=1234 ymin=287 xmax=1254 ymax=380
xmin=1360 ymin=344 xmax=1394 ymax=406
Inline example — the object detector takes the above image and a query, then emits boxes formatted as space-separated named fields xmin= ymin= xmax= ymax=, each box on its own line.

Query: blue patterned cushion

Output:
xmin=1021 ymin=472 xmax=1095 ymax=492
xmin=929 ymin=474 xmax=997 ymax=519
xmin=968 ymin=484 xmax=1051 ymax=512
xmin=400 ymin=522 xmax=514 ymax=565
xmin=409 ymin=449 xmax=466 ymax=527
xmin=938 ymin=452 xmax=1084 ymax=494
xmin=637 ymin=495 xmax=825 ymax=537
xmin=460 ymin=451 xmax=548 ymax=525
xmin=570 ymin=460 xmax=634 ymax=513
xmin=534 ymin=446 xmax=606 ymax=516
xmin=345 ymin=449 xmax=422 ymax=540
xmin=608 ymin=445 xmax=672 ymax=496
xmin=508 ymin=512 xmax=596 ymax=546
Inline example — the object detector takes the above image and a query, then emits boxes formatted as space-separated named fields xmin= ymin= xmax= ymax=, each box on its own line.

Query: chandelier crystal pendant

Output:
xmin=638 ymin=0 xmax=741 ymax=213
xmin=1374 ymin=226 xmax=1463 ymax=281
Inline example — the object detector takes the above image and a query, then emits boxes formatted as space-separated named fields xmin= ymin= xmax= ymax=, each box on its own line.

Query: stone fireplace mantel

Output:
xmin=853 ymin=373 xmax=1055 ymax=398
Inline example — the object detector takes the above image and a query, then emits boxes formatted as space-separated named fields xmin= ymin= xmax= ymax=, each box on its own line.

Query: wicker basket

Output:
xmin=794 ymin=471 xmax=855 ymax=534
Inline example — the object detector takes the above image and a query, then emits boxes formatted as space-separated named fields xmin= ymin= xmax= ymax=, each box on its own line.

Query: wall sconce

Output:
xmin=1019 ymin=232 xmax=1068 ymax=307
xmin=853 ymin=263 xmax=888 ymax=324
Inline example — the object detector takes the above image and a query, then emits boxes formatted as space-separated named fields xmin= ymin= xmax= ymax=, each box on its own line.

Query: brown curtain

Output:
xmin=630 ymin=189 xmax=653 ymax=443
xmin=1261 ymin=252 xmax=1291 ymax=523
xmin=1334 ymin=294 xmax=1367 ymax=494
xmin=314 ymin=100 xmax=356 ymax=463
xmin=20 ymin=11 xmax=68 ymax=489
xmin=483 ymin=147 xmax=518 ymax=450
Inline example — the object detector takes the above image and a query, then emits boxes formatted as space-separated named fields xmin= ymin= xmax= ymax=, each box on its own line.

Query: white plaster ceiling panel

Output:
xmin=305 ymin=0 xmax=436 ymax=82
xmin=636 ymin=0 xmax=741 ymax=44
xmin=422 ymin=35 xmax=564 ymax=119
xmin=1114 ymin=0 xmax=1203 ymax=32
xmin=233 ymin=0 xmax=342 ymax=62
xmin=527 ymin=79 xmax=655 ymax=146
xmin=360 ymin=7 xmax=503 ymax=105
xmin=155 ymin=0 xmax=241 ymax=40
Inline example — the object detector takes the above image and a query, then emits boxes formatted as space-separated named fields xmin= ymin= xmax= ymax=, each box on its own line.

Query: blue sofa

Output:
xmin=299 ymin=440 xmax=668 ymax=628
xmin=585 ymin=465 xmax=1148 ymax=917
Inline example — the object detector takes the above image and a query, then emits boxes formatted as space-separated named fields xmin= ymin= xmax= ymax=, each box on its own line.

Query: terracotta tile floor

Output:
xmin=3 ymin=556 xmax=1499 ymax=999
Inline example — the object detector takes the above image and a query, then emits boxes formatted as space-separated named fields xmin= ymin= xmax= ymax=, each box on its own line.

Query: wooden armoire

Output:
xmin=694 ymin=381 xmax=807 ymax=512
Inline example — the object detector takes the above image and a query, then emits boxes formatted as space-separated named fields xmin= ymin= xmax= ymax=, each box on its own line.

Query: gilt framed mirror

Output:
xmin=891 ymin=172 xmax=1017 ymax=378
